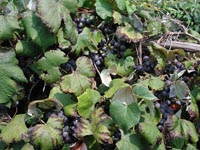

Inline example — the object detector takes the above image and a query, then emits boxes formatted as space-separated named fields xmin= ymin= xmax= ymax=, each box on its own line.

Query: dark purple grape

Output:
xmin=78 ymin=22 xmax=84 ymax=28
xmin=143 ymin=55 xmax=150 ymax=62
xmin=85 ymin=18 xmax=91 ymax=25
xmin=119 ymin=45 xmax=126 ymax=51
xmin=80 ymin=17 xmax=85 ymax=23
xmin=114 ymin=42 xmax=120 ymax=48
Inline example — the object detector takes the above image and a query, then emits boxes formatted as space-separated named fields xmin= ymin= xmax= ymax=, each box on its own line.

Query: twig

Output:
xmin=159 ymin=41 xmax=200 ymax=52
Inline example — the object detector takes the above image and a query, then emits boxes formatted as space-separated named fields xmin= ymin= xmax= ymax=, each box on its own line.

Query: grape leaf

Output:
xmin=0 ymin=114 xmax=28 ymax=145
xmin=73 ymin=27 xmax=103 ymax=54
xmin=0 ymin=48 xmax=27 ymax=105
xmin=113 ymin=11 xmax=123 ymax=24
xmin=0 ymin=15 xmax=19 ymax=40
xmin=60 ymin=56 xmax=95 ymax=96
xmin=181 ymin=119 xmax=198 ymax=144
xmin=22 ymin=11 xmax=57 ymax=50
xmin=57 ymin=28 xmax=71 ymax=49
xmin=100 ymin=69 xmax=113 ymax=87
xmin=95 ymin=0 xmax=113 ymax=19
xmin=115 ymin=0 xmax=126 ymax=11
xmin=148 ymin=42 xmax=167 ymax=73
xmin=77 ymin=108 xmax=113 ymax=144
xmin=21 ymin=143 xmax=34 ymax=150
xmin=29 ymin=115 xmax=63 ymax=150
xmin=133 ymin=85 xmax=156 ymax=100
xmin=187 ymin=95 xmax=199 ymax=119
xmin=49 ymin=86 xmax=75 ymax=106
xmin=169 ymin=80 xmax=189 ymax=100
xmin=104 ymin=78 xmax=130 ymax=98
xmin=165 ymin=115 xmax=198 ymax=147
xmin=27 ymin=98 xmax=63 ymax=118
xmin=62 ymin=10 xmax=78 ymax=44
xmin=15 ymin=40 xmax=41 ymax=57
xmin=138 ymin=121 xmax=162 ymax=145
xmin=76 ymin=56 xmax=96 ymax=77
xmin=78 ymin=89 xmax=101 ymax=118
xmin=116 ymin=133 xmax=147 ymax=150
xmin=116 ymin=24 xmax=143 ymax=42
xmin=31 ymin=50 xmax=68 ymax=83
xmin=110 ymin=101 xmax=140 ymax=132
xmin=60 ymin=72 xmax=91 ymax=96
xmin=112 ymin=86 xmax=136 ymax=104
xmin=36 ymin=0 xmax=64 ymax=33
xmin=61 ymin=0 xmax=78 ymax=14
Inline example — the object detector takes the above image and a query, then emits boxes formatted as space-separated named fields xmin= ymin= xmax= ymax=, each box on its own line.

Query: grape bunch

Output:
xmin=134 ymin=55 xmax=157 ymax=75
xmin=75 ymin=15 xmax=93 ymax=33
xmin=61 ymin=59 xmax=76 ymax=73
xmin=165 ymin=58 xmax=185 ymax=74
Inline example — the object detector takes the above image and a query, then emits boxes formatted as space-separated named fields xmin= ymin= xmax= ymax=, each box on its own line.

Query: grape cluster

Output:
xmin=75 ymin=15 xmax=93 ymax=33
xmin=165 ymin=59 xmax=185 ymax=74
xmin=46 ymin=110 xmax=79 ymax=144
xmin=61 ymin=59 xmax=76 ymax=73
xmin=109 ymin=38 xmax=127 ymax=58
xmin=61 ymin=114 xmax=79 ymax=144
xmin=134 ymin=55 xmax=157 ymax=75
xmin=155 ymin=80 xmax=183 ymax=131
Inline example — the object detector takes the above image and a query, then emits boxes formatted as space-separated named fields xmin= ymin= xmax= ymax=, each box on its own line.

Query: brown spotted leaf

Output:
xmin=77 ymin=108 xmax=113 ymax=144
xmin=29 ymin=115 xmax=63 ymax=150
xmin=0 ymin=114 xmax=28 ymax=145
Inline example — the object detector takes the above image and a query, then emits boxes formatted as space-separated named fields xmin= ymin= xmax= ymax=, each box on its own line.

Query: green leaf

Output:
xmin=15 ymin=40 xmax=41 ymax=57
xmin=110 ymin=101 xmax=140 ymax=132
xmin=116 ymin=133 xmax=146 ymax=150
xmin=148 ymin=42 xmax=167 ymax=72
xmin=0 ymin=15 xmax=19 ymax=40
xmin=105 ymin=78 xmax=130 ymax=98
xmin=187 ymin=94 xmax=199 ymax=119
xmin=78 ymin=89 xmax=101 ymax=118
xmin=116 ymin=24 xmax=143 ymax=42
xmin=29 ymin=115 xmax=63 ymax=150
xmin=99 ymin=69 xmax=113 ymax=87
xmin=116 ymin=56 xmax=134 ymax=76
xmin=148 ymin=76 xmax=165 ymax=91
xmin=73 ymin=28 xmax=103 ymax=54
xmin=57 ymin=28 xmax=71 ymax=49
xmin=112 ymin=86 xmax=136 ymax=105
xmin=21 ymin=143 xmax=34 ymax=150
xmin=133 ymin=85 xmax=156 ymax=100
xmin=169 ymin=80 xmax=189 ymax=100
xmin=115 ymin=0 xmax=126 ymax=11
xmin=77 ymin=108 xmax=113 ymax=144
xmin=27 ymin=98 xmax=63 ymax=119
xmin=49 ymin=86 xmax=75 ymax=106
xmin=113 ymin=11 xmax=123 ymax=24
xmin=62 ymin=0 xmax=78 ymax=14
xmin=147 ymin=20 xmax=162 ymax=36
xmin=138 ymin=121 xmax=162 ymax=145
xmin=0 ymin=114 xmax=28 ymax=145
xmin=22 ymin=12 xmax=57 ymax=50
xmin=181 ymin=119 xmax=198 ymax=143
xmin=76 ymin=56 xmax=95 ymax=77
xmin=95 ymin=0 xmax=113 ymax=19
xmin=125 ymin=1 xmax=136 ymax=16
xmin=31 ymin=50 xmax=68 ymax=83
xmin=166 ymin=115 xmax=198 ymax=147
xmin=36 ymin=0 xmax=62 ymax=32
xmin=60 ymin=72 xmax=91 ymax=96
xmin=0 ymin=48 xmax=27 ymax=105
xmin=62 ymin=10 xmax=78 ymax=44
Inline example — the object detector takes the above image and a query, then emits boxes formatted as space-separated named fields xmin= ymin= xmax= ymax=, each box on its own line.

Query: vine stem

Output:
xmin=159 ymin=41 xmax=200 ymax=52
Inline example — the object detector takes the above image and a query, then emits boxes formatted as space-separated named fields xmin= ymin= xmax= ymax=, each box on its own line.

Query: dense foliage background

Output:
xmin=0 ymin=0 xmax=200 ymax=149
